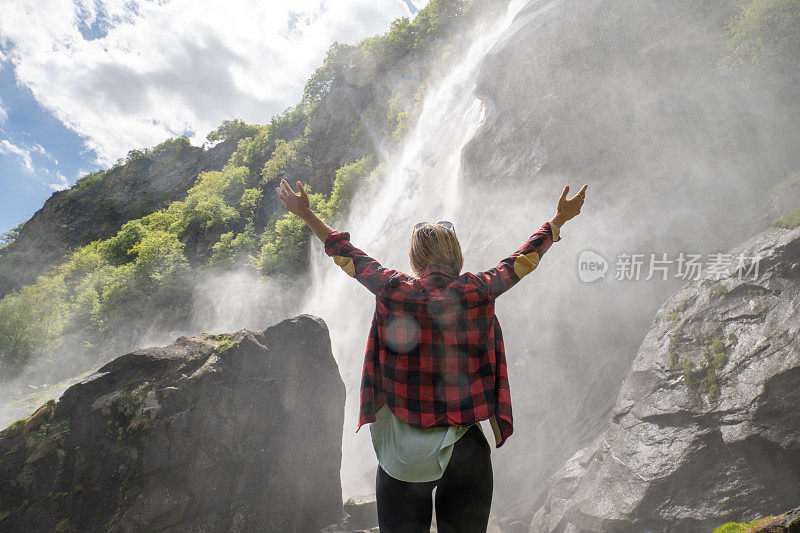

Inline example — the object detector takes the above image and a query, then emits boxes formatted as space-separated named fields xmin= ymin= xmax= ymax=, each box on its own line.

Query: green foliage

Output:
xmin=701 ymin=368 xmax=721 ymax=402
xmin=256 ymin=212 xmax=313 ymax=275
xmin=113 ymin=463 xmax=132 ymax=492
xmin=238 ymin=188 xmax=263 ymax=221
xmin=0 ymin=0 xmax=474 ymax=377
xmin=206 ymin=119 xmax=260 ymax=143
xmin=209 ymin=222 xmax=259 ymax=269
xmin=17 ymin=464 xmax=36 ymax=489
xmin=167 ymin=166 xmax=253 ymax=234
xmin=387 ymin=80 xmax=430 ymax=141
xmin=713 ymin=516 xmax=777 ymax=533
xmin=711 ymin=335 xmax=727 ymax=370
xmin=668 ymin=348 xmax=679 ymax=368
xmin=4 ymin=416 xmax=28 ymax=437
xmin=260 ymin=139 xmax=311 ymax=189
xmin=96 ymin=199 xmax=120 ymax=222
xmin=680 ymin=357 xmax=696 ymax=386
xmin=771 ymin=205 xmax=800 ymax=229
xmin=0 ymin=222 xmax=23 ymax=250
xmin=67 ymin=171 xmax=105 ymax=203
xmin=316 ymin=157 xmax=374 ymax=222
xmin=100 ymin=220 xmax=147 ymax=265
xmin=25 ymin=420 xmax=70 ymax=463
xmin=131 ymin=191 xmax=169 ymax=219
xmin=302 ymin=0 xmax=468 ymax=107
xmin=770 ymin=170 xmax=800 ymax=191
xmin=724 ymin=0 xmax=800 ymax=76
xmin=211 ymin=336 xmax=240 ymax=356
xmin=0 ymin=217 xmax=192 ymax=373
xmin=0 ymin=275 xmax=68 ymax=373
xmin=128 ymin=136 xmax=191 ymax=163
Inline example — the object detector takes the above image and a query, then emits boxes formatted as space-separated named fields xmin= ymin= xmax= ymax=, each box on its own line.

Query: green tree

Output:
xmin=724 ymin=0 xmax=800 ymax=76
xmin=0 ymin=276 xmax=68 ymax=374
xmin=206 ymin=119 xmax=261 ymax=143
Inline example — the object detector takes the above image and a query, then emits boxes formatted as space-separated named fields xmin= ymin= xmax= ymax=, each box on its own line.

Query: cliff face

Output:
xmin=529 ymin=225 xmax=800 ymax=532
xmin=0 ymin=139 xmax=236 ymax=299
xmin=0 ymin=314 xmax=345 ymax=532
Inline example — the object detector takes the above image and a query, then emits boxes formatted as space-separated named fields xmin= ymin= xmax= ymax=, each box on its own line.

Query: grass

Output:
xmin=17 ymin=464 xmax=36 ymax=489
xmin=769 ymin=171 xmax=800 ymax=229
xmin=713 ymin=515 xmax=778 ymax=532
xmin=676 ymin=325 xmax=730 ymax=407
xmin=771 ymin=205 xmax=800 ymax=229
xmin=25 ymin=420 xmax=70 ymax=463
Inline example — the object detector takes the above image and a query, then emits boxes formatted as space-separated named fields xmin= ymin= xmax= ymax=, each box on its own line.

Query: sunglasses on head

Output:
xmin=414 ymin=220 xmax=455 ymax=231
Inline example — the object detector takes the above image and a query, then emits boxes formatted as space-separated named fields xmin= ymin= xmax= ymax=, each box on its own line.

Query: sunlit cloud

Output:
xmin=48 ymin=172 xmax=70 ymax=191
xmin=0 ymin=0 xmax=425 ymax=166
xmin=0 ymin=139 xmax=33 ymax=172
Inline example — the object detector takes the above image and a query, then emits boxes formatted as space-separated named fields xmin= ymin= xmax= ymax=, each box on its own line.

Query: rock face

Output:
xmin=752 ymin=506 xmax=800 ymax=533
xmin=0 ymin=139 xmax=236 ymax=298
xmin=530 ymin=225 xmax=800 ymax=532
xmin=0 ymin=314 xmax=345 ymax=532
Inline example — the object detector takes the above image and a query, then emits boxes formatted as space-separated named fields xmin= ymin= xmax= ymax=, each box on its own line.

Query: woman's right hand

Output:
xmin=552 ymin=184 xmax=587 ymax=227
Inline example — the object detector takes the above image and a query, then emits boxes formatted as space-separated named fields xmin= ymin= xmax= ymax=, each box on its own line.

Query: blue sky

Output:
xmin=0 ymin=0 xmax=426 ymax=236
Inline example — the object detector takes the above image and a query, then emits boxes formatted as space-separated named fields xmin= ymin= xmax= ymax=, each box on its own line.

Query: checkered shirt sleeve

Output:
xmin=468 ymin=221 xmax=560 ymax=300
xmin=323 ymin=230 xmax=410 ymax=296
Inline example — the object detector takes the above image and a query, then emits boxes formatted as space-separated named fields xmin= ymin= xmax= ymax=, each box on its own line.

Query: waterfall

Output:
xmin=296 ymin=0 xmax=556 ymax=499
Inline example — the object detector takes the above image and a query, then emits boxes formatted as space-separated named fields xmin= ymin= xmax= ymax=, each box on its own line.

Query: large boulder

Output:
xmin=530 ymin=225 xmax=800 ymax=532
xmin=0 ymin=314 xmax=345 ymax=532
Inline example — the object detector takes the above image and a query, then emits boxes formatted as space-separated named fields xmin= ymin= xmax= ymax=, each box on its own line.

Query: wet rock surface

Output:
xmin=530 ymin=226 xmax=800 ymax=532
xmin=0 ymin=314 xmax=345 ymax=532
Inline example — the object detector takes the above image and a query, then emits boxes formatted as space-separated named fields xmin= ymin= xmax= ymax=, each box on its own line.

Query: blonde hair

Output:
xmin=409 ymin=223 xmax=463 ymax=278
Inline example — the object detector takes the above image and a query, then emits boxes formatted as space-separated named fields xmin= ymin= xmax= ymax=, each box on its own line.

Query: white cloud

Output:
xmin=48 ymin=172 xmax=70 ymax=191
xmin=0 ymin=97 xmax=7 ymax=123
xmin=0 ymin=0 xmax=425 ymax=166
xmin=0 ymin=139 xmax=34 ymax=171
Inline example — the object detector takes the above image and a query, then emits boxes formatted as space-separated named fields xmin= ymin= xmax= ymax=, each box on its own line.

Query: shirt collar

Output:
xmin=422 ymin=264 xmax=455 ymax=277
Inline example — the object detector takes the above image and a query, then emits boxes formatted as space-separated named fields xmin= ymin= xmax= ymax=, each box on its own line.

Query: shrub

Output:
xmin=96 ymin=199 xmax=120 ymax=222
xmin=206 ymin=119 xmax=260 ymax=144
xmin=67 ymin=171 xmax=105 ymax=202
xmin=17 ymin=464 xmax=36 ymax=489
xmin=99 ymin=220 xmax=147 ymax=265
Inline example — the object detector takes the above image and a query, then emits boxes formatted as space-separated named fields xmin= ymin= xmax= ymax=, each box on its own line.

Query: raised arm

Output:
xmin=470 ymin=184 xmax=587 ymax=300
xmin=276 ymin=179 xmax=405 ymax=295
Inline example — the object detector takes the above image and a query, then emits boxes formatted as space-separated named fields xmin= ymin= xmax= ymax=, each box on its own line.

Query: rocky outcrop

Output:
xmin=0 ymin=139 xmax=236 ymax=298
xmin=0 ymin=314 xmax=345 ymax=532
xmin=530 ymin=225 xmax=800 ymax=532
xmin=751 ymin=506 xmax=800 ymax=532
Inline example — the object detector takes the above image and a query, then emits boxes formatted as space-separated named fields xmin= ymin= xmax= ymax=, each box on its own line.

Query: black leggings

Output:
xmin=375 ymin=424 xmax=493 ymax=533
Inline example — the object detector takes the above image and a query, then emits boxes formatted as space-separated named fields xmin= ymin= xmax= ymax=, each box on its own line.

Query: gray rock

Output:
xmin=530 ymin=225 xmax=800 ymax=532
xmin=0 ymin=314 xmax=345 ymax=532
xmin=322 ymin=494 xmax=379 ymax=533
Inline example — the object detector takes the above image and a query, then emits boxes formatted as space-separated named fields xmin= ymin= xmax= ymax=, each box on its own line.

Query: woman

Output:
xmin=277 ymin=178 xmax=586 ymax=532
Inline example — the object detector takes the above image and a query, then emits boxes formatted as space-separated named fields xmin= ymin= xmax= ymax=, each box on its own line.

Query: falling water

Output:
xmin=296 ymin=0 xmax=559 ymax=499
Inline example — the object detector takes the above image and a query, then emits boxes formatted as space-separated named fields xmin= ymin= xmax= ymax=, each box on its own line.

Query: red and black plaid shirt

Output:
xmin=323 ymin=221 xmax=559 ymax=448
